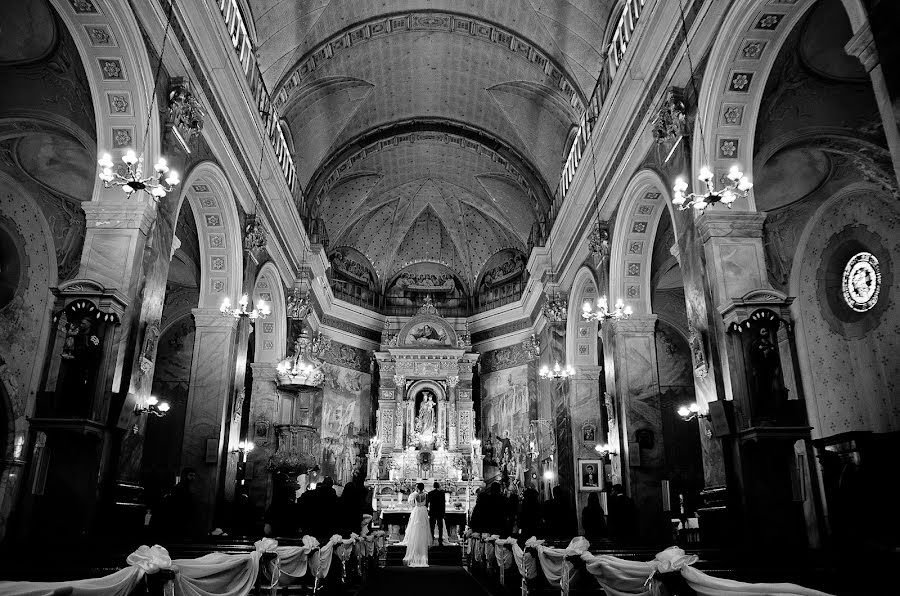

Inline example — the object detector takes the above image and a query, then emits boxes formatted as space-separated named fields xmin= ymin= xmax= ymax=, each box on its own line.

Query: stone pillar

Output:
xmin=181 ymin=308 xmax=239 ymax=536
xmin=843 ymin=17 xmax=900 ymax=185
xmin=569 ymin=365 xmax=603 ymax=533
xmin=602 ymin=315 xmax=668 ymax=541
xmin=246 ymin=363 xmax=277 ymax=511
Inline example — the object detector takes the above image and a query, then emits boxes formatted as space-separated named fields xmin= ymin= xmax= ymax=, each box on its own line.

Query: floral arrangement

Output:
xmin=451 ymin=453 xmax=469 ymax=470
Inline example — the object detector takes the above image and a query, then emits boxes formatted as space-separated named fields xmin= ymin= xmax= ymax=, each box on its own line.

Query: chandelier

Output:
xmin=672 ymin=165 xmax=752 ymax=211
xmin=276 ymin=329 xmax=328 ymax=391
xmin=220 ymin=294 xmax=270 ymax=323
xmin=97 ymin=0 xmax=180 ymax=203
xmin=98 ymin=151 xmax=180 ymax=201
xmin=539 ymin=361 xmax=575 ymax=380
xmin=582 ymin=295 xmax=632 ymax=324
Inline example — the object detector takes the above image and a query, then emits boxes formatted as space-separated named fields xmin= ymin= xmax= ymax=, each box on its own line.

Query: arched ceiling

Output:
xmin=247 ymin=0 xmax=616 ymax=286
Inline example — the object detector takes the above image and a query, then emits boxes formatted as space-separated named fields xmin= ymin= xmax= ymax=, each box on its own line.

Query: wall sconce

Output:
xmin=677 ymin=402 xmax=708 ymax=422
xmin=543 ymin=469 xmax=555 ymax=481
xmin=594 ymin=443 xmax=615 ymax=457
xmin=235 ymin=440 xmax=255 ymax=454
xmin=135 ymin=395 xmax=170 ymax=417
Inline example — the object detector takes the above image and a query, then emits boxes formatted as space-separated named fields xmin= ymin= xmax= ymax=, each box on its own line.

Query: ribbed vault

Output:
xmin=246 ymin=0 xmax=617 ymax=286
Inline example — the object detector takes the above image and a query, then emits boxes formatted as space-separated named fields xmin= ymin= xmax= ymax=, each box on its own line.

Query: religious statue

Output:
xmin=416 ymin=391 xmax=436 ymax=438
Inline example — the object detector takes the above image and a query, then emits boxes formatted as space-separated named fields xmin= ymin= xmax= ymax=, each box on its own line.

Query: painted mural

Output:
xmin=320 ymin=350 xmax=372 ymax=486
xmin=480 ymin=360 xmax=533 ymax=485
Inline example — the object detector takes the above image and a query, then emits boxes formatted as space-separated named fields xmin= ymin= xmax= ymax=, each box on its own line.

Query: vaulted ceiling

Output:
xmin=247 ymin=0 xmax=616 ymax=285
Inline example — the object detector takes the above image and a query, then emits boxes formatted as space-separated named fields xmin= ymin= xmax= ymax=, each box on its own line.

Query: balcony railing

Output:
xmin=214 ymin=0 xmax=298 ymax=197
xmin=548 ymin=0 xmax=648 ymax=226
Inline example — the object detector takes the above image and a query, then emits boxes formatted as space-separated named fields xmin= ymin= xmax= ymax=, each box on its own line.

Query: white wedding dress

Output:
xmin=400 ymin=491 xmax=430 ymax=567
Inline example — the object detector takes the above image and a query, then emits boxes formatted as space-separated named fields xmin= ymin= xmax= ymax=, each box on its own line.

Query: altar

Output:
xmin=367 ymin=300 xmax=484 ymax=539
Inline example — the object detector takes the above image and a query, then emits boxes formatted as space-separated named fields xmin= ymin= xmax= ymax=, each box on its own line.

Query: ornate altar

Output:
xmin=370 ymin=299 xmax=483 ymax=517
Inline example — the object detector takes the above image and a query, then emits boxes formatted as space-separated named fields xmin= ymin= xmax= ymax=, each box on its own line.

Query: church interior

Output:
xmin=0 ymin=0 xmax=898 ymax=594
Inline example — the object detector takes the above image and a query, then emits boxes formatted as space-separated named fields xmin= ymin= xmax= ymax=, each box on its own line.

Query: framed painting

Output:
xmin=578 ymin=459 xmax=603 ymax=491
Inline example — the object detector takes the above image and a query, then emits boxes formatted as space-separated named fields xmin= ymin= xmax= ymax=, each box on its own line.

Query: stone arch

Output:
xmin=566 ymin=265 xmax=600 ymax=367
xmin=174 ymin=161 xmax=243 ymax=309
xmin=252 ymin=262 xmax=287 ymax=363
xmin=609 ymin=169 xmax=676 ymax=314
xmin=406 ymin=380 xmax=447 ymax=402
xmin=692 ymin=0 xmax=817 ymax=211
xmin=48 ymin=0 xmax=162 ymax=201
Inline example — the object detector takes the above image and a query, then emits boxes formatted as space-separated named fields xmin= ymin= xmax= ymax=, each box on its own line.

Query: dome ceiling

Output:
xmin=247 ymin=0 xmax=616 ymax=285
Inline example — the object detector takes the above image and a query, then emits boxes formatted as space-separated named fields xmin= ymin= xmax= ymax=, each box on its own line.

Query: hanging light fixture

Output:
xmin=97 ymin=0 xmax=180 ymax=202
xmin=582 ymin=295 xmax=632 ymax=323
xmin=672 ymin=165 xmax=752 ymax=211
xmin=220 ymin=294 xmax=270 ymax=323
xmin=539 ymin=361 xmax=575 ymax=380
xmin=276 ymin=328 xmax=328 ymax=391
xmin=98 ymin=151 xmax=180 ymax=200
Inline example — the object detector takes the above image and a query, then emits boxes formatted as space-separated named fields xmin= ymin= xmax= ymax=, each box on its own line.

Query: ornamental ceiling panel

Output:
xmin=250 ymin=0 xmax=613 ymax=97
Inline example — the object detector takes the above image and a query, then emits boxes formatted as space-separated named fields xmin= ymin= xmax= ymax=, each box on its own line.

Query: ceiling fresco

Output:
xmin=246 ymin=0 xmax=617 ymax=286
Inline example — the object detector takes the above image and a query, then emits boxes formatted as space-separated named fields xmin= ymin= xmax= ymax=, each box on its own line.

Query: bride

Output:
xmin=399 ymin=482 xmax=430 ymax=567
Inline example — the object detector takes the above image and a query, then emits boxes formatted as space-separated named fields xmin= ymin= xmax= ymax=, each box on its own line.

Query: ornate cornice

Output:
xmin=697 ymin=212 xmax=766 ymax=244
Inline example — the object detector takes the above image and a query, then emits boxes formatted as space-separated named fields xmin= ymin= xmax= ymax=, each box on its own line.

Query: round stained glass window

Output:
xmin=842 ymin=252 xmax=881 ymax=312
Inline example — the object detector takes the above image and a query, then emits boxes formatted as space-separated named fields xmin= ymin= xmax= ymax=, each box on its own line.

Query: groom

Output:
xmin=426 ymin=481 xmax=446 ymax=546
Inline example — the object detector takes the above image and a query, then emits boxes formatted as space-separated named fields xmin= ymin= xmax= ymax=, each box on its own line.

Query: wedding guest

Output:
xmin=581 ymin=492 xmax=608 ymax=539
xmin=607 ymin=484 xmax=636 ymax=543
xmin=156 ymin=467 xmax=197 ymax=538
xmin=487 ymin=482 xmax=506 ymax=535
xmin=542 ymin=486 xmax=576 ymax=537
xmin=339 ymin=480 xmax=364 ymax=537
xmin=265 ymin=486 xmax=300 ymax=537
xmin=517 ymin=488 xmax=542 ymax=541
xmin=470 ymin=490 xmax=490 ymax=533
xmin=302 ymin=476 xmax=339 ymax=540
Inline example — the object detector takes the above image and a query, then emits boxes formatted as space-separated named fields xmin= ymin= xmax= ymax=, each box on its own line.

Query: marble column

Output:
xmin=246 ymin=363 xmax=277 ymax=510
xmin=603 ymin=315 xmax=668 ymax=541
xmin=181 ymin=308 xmax=239 ymax=535
xmin=569 ymin=365 xmax=603 ymax=533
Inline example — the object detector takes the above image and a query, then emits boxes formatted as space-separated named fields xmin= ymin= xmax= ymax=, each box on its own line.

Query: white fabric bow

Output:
xmin=126 ymin=545 xmax=175 ymax=573
xmin=254 ymin=538 xmax=279 ymax=553
xmin=652 ymin=546 xmax=698 ymax=574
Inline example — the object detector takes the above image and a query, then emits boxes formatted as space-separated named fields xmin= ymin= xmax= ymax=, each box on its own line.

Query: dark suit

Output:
xmin=426 ymin=488 xmax=446 ymax=544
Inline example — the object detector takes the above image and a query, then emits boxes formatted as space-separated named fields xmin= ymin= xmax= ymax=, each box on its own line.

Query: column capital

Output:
xmin=608 ymin=314 xmax=657 ymax=335
xmin=845 ymin=20 xmax=878 ymax=72
xmin=82 ymin=200 xmax=157 ymax=235
xmin=192 ymin=307 xmax=240 ymax=329
xmin=250 ymin=362 xmax=278 ymax=380
xmin=696 ymin=212 xmax=766 ymax=244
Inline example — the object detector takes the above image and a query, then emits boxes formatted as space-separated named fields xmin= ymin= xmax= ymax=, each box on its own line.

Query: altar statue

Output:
xmin=416 ymin=392 xmax=436 ymax=437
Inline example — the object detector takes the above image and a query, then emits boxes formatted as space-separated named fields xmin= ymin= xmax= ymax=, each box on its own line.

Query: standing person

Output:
xmin=581 ymin=492 xmax=608 ymax=540
xmin=159 ymin=467 xmax=197 ymax=538
xmin=607 ymin=484 xmax=636 ymax=543
xmin=264 ymin=486 xmax=300 ymax=537
xmin=542 ymin=486 xmax=576 ymax=537
xmin=518 ymin=488 xmax=542 ymax=540
xmin=401 ymin=483 xmax=430 ymax=567
xmin=339 ymin=480 xmax=363 ymax=537
xmin=426 ymin=481 xmax=446 ymax=545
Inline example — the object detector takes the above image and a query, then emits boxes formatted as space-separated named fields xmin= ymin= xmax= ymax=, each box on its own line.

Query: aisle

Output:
xmin=360 ymin=565 xmax=492 ymax=596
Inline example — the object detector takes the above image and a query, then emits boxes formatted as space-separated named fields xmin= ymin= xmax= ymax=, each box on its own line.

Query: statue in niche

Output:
xmin=416 ymin=391 xmax=436 ymax=437
xmin=498 ymin=430 xmax=514 ymax=471
xmin=749 ymin=324 xmax=787 ymax=421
